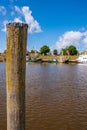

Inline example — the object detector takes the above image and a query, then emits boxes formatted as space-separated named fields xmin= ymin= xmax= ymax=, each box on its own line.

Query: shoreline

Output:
xmin=0 ymin=55 xmax=79 ymax=63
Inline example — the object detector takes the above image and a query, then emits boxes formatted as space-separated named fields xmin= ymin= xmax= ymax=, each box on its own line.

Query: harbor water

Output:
xmin=0 ymin=62 xmax=87 ymax=130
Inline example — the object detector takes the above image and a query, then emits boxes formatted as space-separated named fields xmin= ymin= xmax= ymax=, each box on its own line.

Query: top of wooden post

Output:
xmin=6 ymin=22 xmax=28 ymax=28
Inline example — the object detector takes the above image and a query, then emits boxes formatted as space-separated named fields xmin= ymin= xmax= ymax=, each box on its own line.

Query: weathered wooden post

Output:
xmin=6 ymin=23 xmax=28 ymax=130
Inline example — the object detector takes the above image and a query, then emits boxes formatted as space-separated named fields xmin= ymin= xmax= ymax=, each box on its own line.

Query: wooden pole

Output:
xmin=6 ymin=23 xmax=28 ymax=130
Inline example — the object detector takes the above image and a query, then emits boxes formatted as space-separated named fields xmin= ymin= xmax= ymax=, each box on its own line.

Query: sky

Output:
xmin=0 ymin=0 xmax=87 ymax=53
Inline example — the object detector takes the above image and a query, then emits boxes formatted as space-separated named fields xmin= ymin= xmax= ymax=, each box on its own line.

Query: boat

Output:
xmin=76 ymin=55 xmax=87 ymax=63
xmin=26 ymin=58 xmax=41 ymax=63
xmin=48 ymin=59 xmax=58 ymax=63
xmin=26 ymin=59 xmax=38 ymax=63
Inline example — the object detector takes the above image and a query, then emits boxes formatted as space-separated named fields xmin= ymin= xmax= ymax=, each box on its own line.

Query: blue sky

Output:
xmin=0 ymin=0 xmax=87 ymax=52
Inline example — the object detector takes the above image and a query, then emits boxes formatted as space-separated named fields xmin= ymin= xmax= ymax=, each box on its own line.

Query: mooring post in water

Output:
xmin=6 ymin=23 xmax=28 ymax=130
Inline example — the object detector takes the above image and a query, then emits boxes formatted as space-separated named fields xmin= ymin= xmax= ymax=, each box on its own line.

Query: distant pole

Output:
xmin=6 ymin=23 xmax=28 ymax=130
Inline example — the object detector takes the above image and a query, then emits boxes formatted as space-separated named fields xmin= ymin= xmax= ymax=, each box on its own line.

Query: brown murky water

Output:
xmin=0 ymin=63 xmax=87 ymax=130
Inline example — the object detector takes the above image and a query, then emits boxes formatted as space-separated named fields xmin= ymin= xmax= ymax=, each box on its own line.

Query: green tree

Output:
xmin=68 ymin=45 xmax=78 ymax=55
xmin=40 ymin=45 xmax=50 ymax=55
xmin=53 ymin=49 xmax=58 ymax=55
xmin=60 ymin=45 xmax=78 ymax=55
xmin=60 ymin=48 xmax=67 ymax=55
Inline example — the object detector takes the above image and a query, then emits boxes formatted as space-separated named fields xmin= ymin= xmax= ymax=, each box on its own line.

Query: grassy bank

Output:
xmin=38 ymin=55 xmax=78 ymax=61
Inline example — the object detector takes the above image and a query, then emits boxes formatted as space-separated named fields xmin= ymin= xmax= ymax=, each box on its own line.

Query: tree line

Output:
xmin=39 ymin=45 xmax=78 ymax=56
xmin=1 ymin=45 xmax=78 ymax=56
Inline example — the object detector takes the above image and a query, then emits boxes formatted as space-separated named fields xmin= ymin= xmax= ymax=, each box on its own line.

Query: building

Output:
xmin=84 ymin=50 xmax=87 ymax=55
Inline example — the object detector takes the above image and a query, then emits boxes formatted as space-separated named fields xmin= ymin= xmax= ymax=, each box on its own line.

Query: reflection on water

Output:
xmin=0 ymin=63 xmax=6 ymax=130
xmin=0 ymin=63 xmax=87 ymax=130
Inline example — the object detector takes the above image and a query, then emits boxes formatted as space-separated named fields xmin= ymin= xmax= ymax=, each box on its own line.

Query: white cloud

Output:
xmin=54 ymin=31 xmax=87 ymax=52
xmin=83 ymin=38 xmax=87 ymax=45
xmin=2 ymin=18 xmax=22 ymax=32
xmin=2 ymin=6 xmax=42 ymax=34
xmin=22 ymin=7 xmax=32 ymax=22
xmin=0 ymin=6 xmax=6 ymax=15
xmin=14 ymin=6 xmax=22 ymax=14
xmin=2 ymin=20 xmax=9 ymax=32
xmin=14 ymin=17 xmax=23 ymax=23
xmin=14 ymin=6 xmax=42 ymax=33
